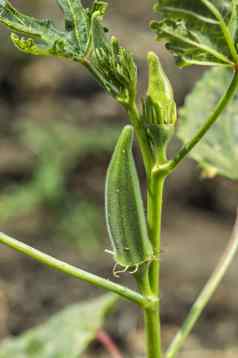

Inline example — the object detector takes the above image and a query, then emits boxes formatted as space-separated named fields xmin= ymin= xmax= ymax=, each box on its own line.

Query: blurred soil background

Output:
xmin=0 ymin=0 xmax=237 ymax=357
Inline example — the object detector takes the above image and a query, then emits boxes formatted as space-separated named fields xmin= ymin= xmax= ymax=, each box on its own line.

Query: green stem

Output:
xmin=136 ymin=264 xmax=162 ymax=358
xmin=0 ymin=232 xmax=148 ymax=307
xmin=144 ymin=305 xmax=162 ymax=358
xmin=169 ymin=70 xmax=238 ymax=172
xmin=148 ymin=176 xmax=165 ymax=293
xmin=166 ymin=211 xmax=238 ymax=358
xmin=136 ymin=265 xmax=161 ymax=358
xmin=144 ymin=174 xmax=166 ymax=357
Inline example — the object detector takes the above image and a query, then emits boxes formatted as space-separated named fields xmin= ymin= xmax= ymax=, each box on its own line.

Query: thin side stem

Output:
xmin=0 ymin=232 xmax=147 ymax=307
xmin=166 ymin=211 xmax=238 ymax=358
xmin=168 ymin=70 xmax=238 ymax=172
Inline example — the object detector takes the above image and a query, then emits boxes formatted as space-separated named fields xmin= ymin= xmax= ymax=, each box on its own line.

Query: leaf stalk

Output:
xmin=0 ymin=232 xmax=148 ymax=307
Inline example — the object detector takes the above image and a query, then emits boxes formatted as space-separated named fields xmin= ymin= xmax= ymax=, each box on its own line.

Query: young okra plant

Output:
xmin=0 ymin=1 xmax=238 ymax=357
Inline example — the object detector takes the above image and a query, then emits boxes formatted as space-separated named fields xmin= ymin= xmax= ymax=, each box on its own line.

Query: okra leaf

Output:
xmin=0 ymin=0 xmax=107 ymax=61
xmin=57 ymin=0 xmax=88 ymax=44
xmin=178 ymin=67 xmax=238 ymax=180
xmin=151 ymin=0 xmax=238 ymax=67
xmin=57 ymin=0 xmax=107 ymax=56
xmin=0 ymin=0 xmax=69 ymax=57
xmin=0 ymin=294 xmax=117 ymax=357
xmin=0 ymin=1 xmax=137 ymax=105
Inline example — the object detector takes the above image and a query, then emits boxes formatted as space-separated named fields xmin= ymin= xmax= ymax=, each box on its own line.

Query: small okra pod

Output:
xmin=105 ymin=125 xmax=154 ymax=271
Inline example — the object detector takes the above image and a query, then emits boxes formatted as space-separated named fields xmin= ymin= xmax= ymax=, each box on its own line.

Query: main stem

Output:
xmin=144 ymin=174 xmax=166 ymax=358
xmin=149 ymin=176 xmax=165 ymax=293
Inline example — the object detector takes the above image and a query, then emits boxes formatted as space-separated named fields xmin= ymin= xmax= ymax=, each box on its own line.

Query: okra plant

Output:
xmin=0 ymin=1 xmax=238 ymax=357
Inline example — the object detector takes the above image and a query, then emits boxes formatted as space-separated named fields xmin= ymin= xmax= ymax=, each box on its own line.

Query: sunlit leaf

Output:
xmin=0 ymin=0 xmax=108 ymax=61
xmin=0 ymin=0 xmax=137 ymax=104
xmin=151 ymin=0 xmax=238 ymax=67
xmin=0 ymin=294 xmax=117 ymax=357
xmin=178 ymin=67 xmax=238 ymax=180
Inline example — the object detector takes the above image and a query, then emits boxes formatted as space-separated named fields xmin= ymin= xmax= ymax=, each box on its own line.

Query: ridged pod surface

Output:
xmin=105 ymin=125 xmax=154 ymax=269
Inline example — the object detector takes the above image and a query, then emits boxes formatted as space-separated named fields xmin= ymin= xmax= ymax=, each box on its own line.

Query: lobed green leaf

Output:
xmin=151 ymin=0 xmax=238 ymax=67
xmin=0 ymin=1 xmax=137 ymax=105
xmin=178 ymin=67 xmax=238 ymax=180
xmin=0 ymin=0 xmax=107 ymax=61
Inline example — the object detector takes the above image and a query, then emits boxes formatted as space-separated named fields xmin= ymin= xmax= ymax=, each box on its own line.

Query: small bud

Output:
xmin=146 ymin=51 xmax=177 ymax=125
xmin=92 ymin=30 xmax=137 ymax=105
xmin=142 ymin=52 xmax=177 ymax=161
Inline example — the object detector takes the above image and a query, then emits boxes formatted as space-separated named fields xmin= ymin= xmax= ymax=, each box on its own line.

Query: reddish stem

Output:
xmin=96 ymin=329 xmax=123 ymax=358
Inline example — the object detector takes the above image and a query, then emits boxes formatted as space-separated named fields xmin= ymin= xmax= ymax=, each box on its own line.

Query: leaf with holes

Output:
xmin=178 ymin=67 xmax=238 ymax=180
xmin=0 ymin=0 xmax=107 ymax=61
xmin=0 ymin=294 xmax=117 ymax=357
xmin=0 ymin=0 xmax=137 ymax=105
xmin=151 ymin=0 xmax=238 ymax=67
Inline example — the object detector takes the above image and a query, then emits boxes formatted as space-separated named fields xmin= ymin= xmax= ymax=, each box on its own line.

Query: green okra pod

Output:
xmin=105 ymin=125 xmax=154 ymax=272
